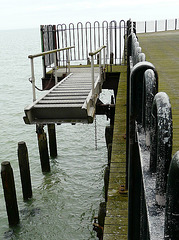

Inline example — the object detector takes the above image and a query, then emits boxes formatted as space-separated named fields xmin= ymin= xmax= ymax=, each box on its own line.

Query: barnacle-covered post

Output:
xmin=150 ymin=92 xmax=173 ymax=206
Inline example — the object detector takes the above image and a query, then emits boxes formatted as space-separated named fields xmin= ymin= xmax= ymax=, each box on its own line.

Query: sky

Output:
xmin=0 ymin=0 xmax=179 ymax=30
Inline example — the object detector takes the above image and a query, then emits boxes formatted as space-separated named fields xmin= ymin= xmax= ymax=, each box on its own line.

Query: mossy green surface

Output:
xmin=103 ymin=66 xmax=128 ymax=239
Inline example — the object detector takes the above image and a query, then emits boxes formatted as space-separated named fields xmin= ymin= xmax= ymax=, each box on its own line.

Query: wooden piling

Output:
xmin=1 ymin=161 xmax=20 ymax=226
xmin=110 ymin=95 xmax=115 ymax=126
xmin=105 ymin=126 xmax=113 ymax=149
xmin=104 ymin=166 xmax=110 ymax=202
xmin=18 ymin=141 xmax=32 ymax=200
xmin=36 ymin=125 xmax=50 ymax=173
xmin=47 ymin=124 xmax=57 ymax=158
xmin=107 ymin=143 xmax=112 ymax=166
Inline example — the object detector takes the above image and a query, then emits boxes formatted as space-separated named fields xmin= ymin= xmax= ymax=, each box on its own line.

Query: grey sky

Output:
xmin=0 ymin=0 xmax=178 ymax=30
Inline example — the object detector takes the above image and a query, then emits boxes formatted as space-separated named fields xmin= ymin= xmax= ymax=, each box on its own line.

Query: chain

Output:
xmin=95 ymin=115 xmax=97 ymax=150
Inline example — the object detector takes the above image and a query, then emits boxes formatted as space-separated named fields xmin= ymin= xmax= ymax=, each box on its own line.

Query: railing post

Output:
xmin=165 ymin=19 xmax=168 ymax=31
xmin=155 ymin=20 xmax=157 ymax=32
xmin=142 ymin=69 xmax=158 ymax=145
xmin=30 ymin=58 xmax=36 ymax=102
xmin=150 ymin=92 xmax=173 ymax=206
xmin=67 ymin=49 xmax=70 ymax=74
xmin=91 ymin=55 xmax=94 ymax=97
xmin=103 ymin=47 xmax=106 ymax=68
xmin=53 ymin=52 xmax=58 ymax=85
xmin=99 ymin=51 xmax=101 ymax=82
xmin=175 ymin=18 xmax=177 ymax=30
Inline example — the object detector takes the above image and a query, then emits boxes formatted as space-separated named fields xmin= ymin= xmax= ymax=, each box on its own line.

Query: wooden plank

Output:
xmin=103 ymin=65 xmax=128 ymax=239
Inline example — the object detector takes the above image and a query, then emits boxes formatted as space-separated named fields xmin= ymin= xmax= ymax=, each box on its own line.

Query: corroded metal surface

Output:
xmin=138 ymin=30 xmax=179 ymax=155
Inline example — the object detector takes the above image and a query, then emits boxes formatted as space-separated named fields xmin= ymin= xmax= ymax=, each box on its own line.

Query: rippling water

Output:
xmin=0 ymin=28 xmax=110 ymax=239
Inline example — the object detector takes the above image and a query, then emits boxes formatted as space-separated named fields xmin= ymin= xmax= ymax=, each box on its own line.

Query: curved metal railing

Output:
xmin=41 ymin=20 xmax=126 ymax=67
xmin=127 ymin=20 xmax=178 ymax=240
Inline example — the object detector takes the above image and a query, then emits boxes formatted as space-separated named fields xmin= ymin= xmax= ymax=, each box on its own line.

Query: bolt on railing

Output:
xmin=28 ymin=46 xmax=75 ymax=102
xmin=89 ymin=45 xmax=106 ymax=97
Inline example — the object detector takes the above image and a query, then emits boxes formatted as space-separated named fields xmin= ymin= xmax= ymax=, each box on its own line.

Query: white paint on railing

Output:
xmin=89 ymin=45 xmax=106 ymax=98
xmin=28 ymin=46 xmax=75 ymax=102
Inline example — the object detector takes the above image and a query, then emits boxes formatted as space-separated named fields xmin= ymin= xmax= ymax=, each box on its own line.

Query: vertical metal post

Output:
xmin=30 ymin=58 xmax=36 ymax=102
xmin=165 ymin=19 xmax=168 ymax=31
xmin=91 ymin=55 xmax=94 ymax=97
xmin=40 ymin=25 xmax=46 ymax=78
xmin=155 ymin=20 xmax=157 ymax=32
xmin=99 ymin=51 xmax=101 ymax=82
xmin=150 ymin=92 xmax=173 ymax=206
xmin=103 ymin=47 xmax=106 ymax=68
xmin=53 ymin=52 xmax=58 ymax=85
xmin=67 ymin=49 xmax=70 ymax=74
xmin=145 ymin=21 xmax=147 ymax=33
xmin=175 ymin=18 xmax=177 ymax=30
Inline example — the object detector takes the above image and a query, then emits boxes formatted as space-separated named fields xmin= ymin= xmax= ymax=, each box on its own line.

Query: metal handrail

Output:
xmin=28 ymin=46 xmax=75 ymax=102
xmin=89 ymin=45 xmax=106 ymax=57
xmin=28 ymin=46 xmax=75 ymax=59
xmin=89 ymin=45 xmax=106 ymax=97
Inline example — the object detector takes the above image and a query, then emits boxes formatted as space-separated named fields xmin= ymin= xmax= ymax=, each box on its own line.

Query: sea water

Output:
xmin=0 ymin=28 xmax=111 ymax=239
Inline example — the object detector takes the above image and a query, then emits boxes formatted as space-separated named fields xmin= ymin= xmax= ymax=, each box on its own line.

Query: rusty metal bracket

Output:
xmin=119 ymin=184 xmax=128 ymax=194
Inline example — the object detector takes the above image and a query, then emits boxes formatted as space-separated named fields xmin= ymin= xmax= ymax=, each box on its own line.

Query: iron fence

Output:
xmin=136 ymin=18 xmax=179 ymax=33
xmin=40 ymin=20 xmax=126 ymax=68
xmin=127 ymin=20 xmax=178 ymax=240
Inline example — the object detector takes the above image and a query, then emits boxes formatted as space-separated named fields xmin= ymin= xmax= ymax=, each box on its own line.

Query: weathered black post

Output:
xmin=109 ymin=95 xmax=115 ymax=126
xmin=104 ymin=166 xmax=110 ymax=202
xmin=142 ymin=69 xmax=158 ymax=147
xmin=107 ymin=143 xmax=112 ymax=166
xmin=150 ymin=92 xmax=172 ymax=206
xmin=105 ymin=126 xmax=113 ymax=149
xmin=164 ymin=151 xmax=179 ymax=239
xmin=97 ymin=54 xmax=99 ymax=65
xmin=145 ymin=21 xmax=147 ymax=33
xmin=18 ymin=141 xmax=32 ymax=200
xmin=1 ymin=161 xmax=20 ymax=226
xmin=47 ymin=124 xmax=57 ymax=158
xmin=36 ymin=124 xmax=50 ymax=172
xmin=110 ymin=52 xmax=114 ymax=65
xmin=128 ymin=61 xmax=158 ymax=239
